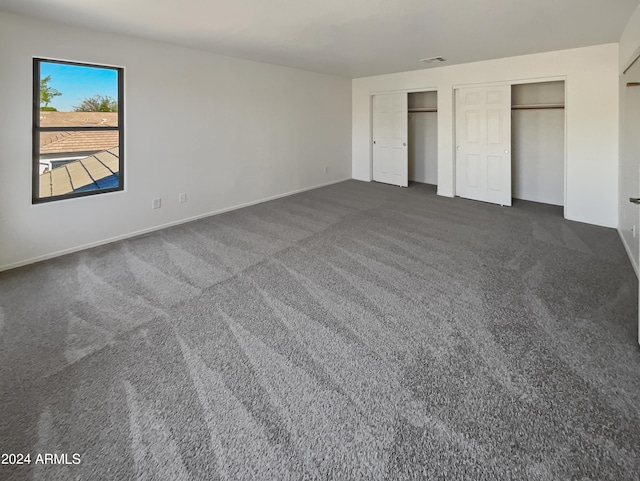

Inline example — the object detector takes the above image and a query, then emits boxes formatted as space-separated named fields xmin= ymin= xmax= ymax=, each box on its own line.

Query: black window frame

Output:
xmin=32 ymin=58 xmax=124 ymax=204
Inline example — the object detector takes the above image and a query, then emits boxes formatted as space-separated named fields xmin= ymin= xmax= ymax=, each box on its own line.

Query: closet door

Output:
xmin=455 ymin=85 xmax=512 ymax=206
xmin=372 ymin=93 xmax=408 ymax=187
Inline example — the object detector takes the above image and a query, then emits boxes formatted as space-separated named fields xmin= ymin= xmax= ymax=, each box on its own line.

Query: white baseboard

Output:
xmin=618 ymin=227 xmax=639 ymax=278
xmin=0 ymin=177 xmax=352 ymax=272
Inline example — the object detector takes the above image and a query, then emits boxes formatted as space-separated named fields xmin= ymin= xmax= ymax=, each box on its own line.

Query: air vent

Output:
xmin=420 ymin=56 xmax=446 ymax=63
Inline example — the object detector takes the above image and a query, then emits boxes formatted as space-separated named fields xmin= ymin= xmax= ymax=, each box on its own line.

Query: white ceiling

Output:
xmin=0 ymin=0 xmax=638 ymax=78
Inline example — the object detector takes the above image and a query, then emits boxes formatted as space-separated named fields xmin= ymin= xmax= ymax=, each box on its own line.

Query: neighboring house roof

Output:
xmin=39 ymin=147 xmax=120 ymax=198
xmin=39 ymin=111 xmax=118 ymax=127
xmin=40 ymin=130 xmax=119 ymax=155
xmin=39 ymin=111 xmax=119 ymax=156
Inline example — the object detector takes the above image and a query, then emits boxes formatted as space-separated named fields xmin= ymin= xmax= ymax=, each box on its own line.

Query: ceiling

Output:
xmin=0 ymin=0 xmax=638 ymax=78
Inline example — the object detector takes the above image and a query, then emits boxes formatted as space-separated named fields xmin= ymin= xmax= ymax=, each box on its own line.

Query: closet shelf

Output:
xmin=408 ymin=108 xmax=437 ymax=112
xmin=511 ymin=103 xmax=564 ymax=110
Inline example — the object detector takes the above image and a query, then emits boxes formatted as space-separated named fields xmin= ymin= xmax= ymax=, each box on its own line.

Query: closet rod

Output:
xmin=408 ymin=108 xmax=437 ymax=112
xmin=511 ymin=105 xmax=564 ymax=110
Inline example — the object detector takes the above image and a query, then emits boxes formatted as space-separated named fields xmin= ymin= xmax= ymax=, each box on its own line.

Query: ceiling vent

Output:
xmin=420 ymin=56 xmax=446 ymax=63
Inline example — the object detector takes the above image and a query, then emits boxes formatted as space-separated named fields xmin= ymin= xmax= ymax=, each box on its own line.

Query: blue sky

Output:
xmin=41 ymin=62 xmax=118 ymax=112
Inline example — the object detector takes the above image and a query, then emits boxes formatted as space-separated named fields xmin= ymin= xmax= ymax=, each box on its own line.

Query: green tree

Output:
xmin=40 ymin=75 xmax=61 ymax=110
xmin=73 ymin=95 xmax=118 ymax=112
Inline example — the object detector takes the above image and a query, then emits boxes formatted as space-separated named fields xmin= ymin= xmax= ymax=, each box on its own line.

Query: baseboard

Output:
xmin=618 ymin=227 xmax=639 ymax=278
xmin=0 ymin=177 xmax=352 ymax=273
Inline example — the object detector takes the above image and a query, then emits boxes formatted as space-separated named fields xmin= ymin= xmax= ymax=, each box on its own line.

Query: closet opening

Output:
xmin=408 ymin=91 xmax=438 ymax=190
xmin=511 ymin=81 xmax=565 ymax=209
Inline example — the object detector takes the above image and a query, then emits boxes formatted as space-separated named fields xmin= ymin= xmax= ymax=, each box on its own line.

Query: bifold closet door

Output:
xmin=455 ymin=85 xmax=512 ymax=206
xmin=372 ymin=93 xmax=408 ymax=187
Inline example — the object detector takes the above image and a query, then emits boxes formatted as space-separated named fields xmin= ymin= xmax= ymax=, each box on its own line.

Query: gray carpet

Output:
xmin=1 ymin=180 xmax=639 ymax=481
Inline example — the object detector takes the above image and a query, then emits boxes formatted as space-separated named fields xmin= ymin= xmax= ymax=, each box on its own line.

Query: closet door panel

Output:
xmin=372 ymin=93 xmax=408 ymax=187
xmin=455 ymin=85 xmax=512 ymax=206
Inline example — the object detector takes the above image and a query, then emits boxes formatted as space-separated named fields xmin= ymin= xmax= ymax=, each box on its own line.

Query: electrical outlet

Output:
xmin=178 ymin=193 xmax=187 ymax=203
xmin=152 ymin=198 xmax=161 ymax=209
xmin=633 ymin=226 xmax=637 ymax=238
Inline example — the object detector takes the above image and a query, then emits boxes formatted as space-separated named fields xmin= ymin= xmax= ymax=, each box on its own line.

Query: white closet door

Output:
xmin=455 ymin=85 xmax=512 ymax=206
xmin=626 ymin=72 xmax=640 ymax=346
xmin=373 ymin=93 xmax=408 ymax=187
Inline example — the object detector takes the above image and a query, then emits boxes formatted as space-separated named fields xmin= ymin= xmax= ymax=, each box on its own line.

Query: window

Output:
xmin=33 ymin=58 xmax=124 ymax=203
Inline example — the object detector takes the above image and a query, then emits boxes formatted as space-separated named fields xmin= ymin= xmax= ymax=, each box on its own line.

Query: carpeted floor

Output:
xmin=1 ymin=180 xmax=639 ymax=481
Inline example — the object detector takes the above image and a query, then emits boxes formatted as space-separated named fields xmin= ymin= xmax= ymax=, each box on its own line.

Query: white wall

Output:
xmin=618 ymin=3 xmax=640 ymax=274
xmin=512 ymin=82 xmax=565 ymax=206
xmin=512 ymin=109 xmax=565 ymax=205
xmin=353 ymin=44 xmax=620 ymax=228
xmin=0 ymin=11 xmax=352 ymax=271
xmin=408 ymin=113 xmax=438 ymax=184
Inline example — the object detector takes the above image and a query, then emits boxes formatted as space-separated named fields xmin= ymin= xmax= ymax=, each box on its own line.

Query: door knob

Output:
xmin=504 ymin=150 xmax=509 ymax=154
xmin=403 ymin=143 xmax=406 ymax=146
xmin=456 ymin=146 xmax=460 ymax=150
xmin=630 ymin=197 xmax=640 ymax=204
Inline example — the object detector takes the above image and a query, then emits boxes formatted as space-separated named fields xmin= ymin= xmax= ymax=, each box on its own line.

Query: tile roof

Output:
xmin=40 ymin=130 xmax=119 ymax=155
xmin=39 ymin=147 xmax=120 ymax=198
xmin=39 ymin=111 xmax=119 ymax=155
xmin=39 ymin=111 xmax=118 ymax=127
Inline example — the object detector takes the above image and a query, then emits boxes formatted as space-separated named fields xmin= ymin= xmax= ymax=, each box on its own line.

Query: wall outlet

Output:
xmin=152 ymin=198 xmax=161 ymax=209
xmin=178 ymin=193 xmax=187 ymax=203
xmin=633 ymin=225 xmax=637 ymax=238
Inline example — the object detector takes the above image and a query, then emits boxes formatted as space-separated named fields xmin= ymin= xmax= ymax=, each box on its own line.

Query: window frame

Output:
xmin=32 ymin=58 xmax=125 ymax=204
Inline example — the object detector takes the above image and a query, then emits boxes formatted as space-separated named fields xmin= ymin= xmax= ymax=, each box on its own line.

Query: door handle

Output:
xmin=630 ymin=198 xmax=640 ymax=204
